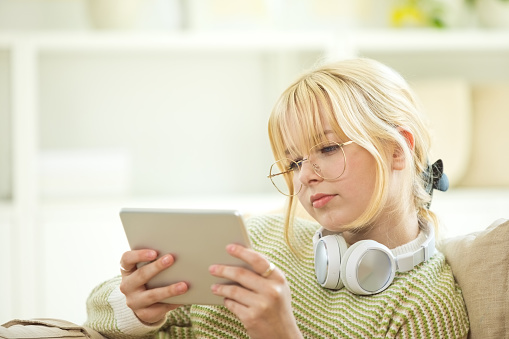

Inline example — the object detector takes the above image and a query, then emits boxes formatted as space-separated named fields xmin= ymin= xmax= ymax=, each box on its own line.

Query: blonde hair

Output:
xmin=268 ymin=58 xmax=437 ymax=250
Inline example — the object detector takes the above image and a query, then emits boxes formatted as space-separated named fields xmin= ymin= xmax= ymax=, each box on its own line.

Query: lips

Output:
xmin=310 ymin=193 xmax=336 ymax=208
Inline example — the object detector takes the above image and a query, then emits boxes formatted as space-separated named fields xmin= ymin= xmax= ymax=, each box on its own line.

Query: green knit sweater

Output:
xmin=85 ymin=214 xmax=469 ymax=338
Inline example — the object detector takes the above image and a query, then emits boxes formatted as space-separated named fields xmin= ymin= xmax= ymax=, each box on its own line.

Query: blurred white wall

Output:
xmin=38 ymin=51 xmax=275 ymax=197
xmin=0 ymin=50 xmax=10 ymax=199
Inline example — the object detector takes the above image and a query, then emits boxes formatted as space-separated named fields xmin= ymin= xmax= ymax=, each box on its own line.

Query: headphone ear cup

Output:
xmin=314 ymin=234 xmax=348 ymax=290
xmin=340 ymin=240 xmax=396 ymax=295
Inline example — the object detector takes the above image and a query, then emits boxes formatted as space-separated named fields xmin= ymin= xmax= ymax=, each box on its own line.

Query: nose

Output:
xmin=296 ymin=160 xmax=323 ymax=187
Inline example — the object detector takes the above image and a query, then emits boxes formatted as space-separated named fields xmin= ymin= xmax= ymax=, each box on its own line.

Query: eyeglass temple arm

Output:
xmin=267 ymin=170 xmax=292 ymax=179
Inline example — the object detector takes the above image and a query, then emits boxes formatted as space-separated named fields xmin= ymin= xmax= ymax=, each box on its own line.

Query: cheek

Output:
xmin=344 ymin=153 xmax=378 ymax=202
xmin=292 ymin=173 xmax=299 ymax=187
xmin=291 ymin=174 xmax=302 ymax=195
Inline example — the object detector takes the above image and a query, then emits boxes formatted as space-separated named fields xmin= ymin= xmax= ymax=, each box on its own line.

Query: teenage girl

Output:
xmin=85 ymin=58 xmax=469 ymax=338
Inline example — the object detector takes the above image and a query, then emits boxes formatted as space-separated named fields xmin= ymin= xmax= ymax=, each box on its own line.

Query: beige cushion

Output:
xmin=439 ymin=218 xmax=509 ymax=339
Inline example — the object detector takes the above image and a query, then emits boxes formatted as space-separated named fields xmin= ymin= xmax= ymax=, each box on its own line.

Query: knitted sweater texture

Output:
xmin=85 ymin=214 xmax=469 ymax=338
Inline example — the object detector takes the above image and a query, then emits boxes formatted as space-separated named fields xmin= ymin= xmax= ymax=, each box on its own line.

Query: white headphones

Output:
xmin=312 ymin=224 xmax=435 ymax=295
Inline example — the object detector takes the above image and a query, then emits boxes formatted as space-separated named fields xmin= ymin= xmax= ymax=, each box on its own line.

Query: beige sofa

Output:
xmin=439 ymin=218 xmax=508 ymax=338
xmin=1 ymin=218 xmax=508 ymax=339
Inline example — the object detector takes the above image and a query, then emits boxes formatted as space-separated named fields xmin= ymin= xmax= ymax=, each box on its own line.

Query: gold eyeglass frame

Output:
xmin=267 ymin=140 xmax=354 ymax=196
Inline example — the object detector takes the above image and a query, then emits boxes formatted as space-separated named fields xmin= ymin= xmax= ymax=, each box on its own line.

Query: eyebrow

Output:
xmin=283 ymin=130 xmax=337 ymax=156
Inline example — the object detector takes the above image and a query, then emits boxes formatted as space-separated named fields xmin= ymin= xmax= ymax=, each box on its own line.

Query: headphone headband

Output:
xmin=394 ymin=223 xmax=435 ymax=272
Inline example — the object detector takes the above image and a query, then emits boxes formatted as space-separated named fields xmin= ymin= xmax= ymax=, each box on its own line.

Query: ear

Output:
xmin=392 ymin=127 xmax=415 ymax=170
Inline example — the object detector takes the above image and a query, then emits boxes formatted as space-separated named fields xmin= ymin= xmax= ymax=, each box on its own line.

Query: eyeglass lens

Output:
xmin=268 ymin=141 xmax=347 ymax=196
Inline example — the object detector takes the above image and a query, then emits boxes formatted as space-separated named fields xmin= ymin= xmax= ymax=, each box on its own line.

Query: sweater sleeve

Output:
xmin=84 ymin=276 xmax=193 ymax=339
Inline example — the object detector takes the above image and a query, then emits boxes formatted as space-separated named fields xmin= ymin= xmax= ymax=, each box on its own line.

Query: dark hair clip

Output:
xmin=424 ymin=159 xmax=449 ymax=208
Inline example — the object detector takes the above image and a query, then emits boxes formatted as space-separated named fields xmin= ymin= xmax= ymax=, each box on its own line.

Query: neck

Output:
xmin=342 ymin=211 xmax=420 ymax=249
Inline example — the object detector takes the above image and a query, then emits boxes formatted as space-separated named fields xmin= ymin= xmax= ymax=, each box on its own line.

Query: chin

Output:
xmin=314 ymin=213 xmax=345 ymax=231
xmin=313 ymin=210 xmax=359 ymax=233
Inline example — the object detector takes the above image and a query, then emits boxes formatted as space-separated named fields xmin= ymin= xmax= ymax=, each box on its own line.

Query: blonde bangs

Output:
xmin=269 ymin=76 xmax=341 ymax=162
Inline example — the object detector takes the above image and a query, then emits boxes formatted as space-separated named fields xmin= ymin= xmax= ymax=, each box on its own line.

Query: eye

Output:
xmin=289 ymin=159 xmax=303 ymax=171
xmin=319 ymin=143 xmax=341 ymax=155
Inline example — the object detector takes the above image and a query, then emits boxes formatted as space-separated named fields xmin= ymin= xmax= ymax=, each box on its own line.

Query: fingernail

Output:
xmin=209 ymin=265 xmax=217 ymax=274
xmin=176 ymin=282 xmax=187 ymax=293
xmin=226 ymin=244 xmax=236 ymax=253
xmin=147 ymin=250 xmax=157 ymax=259
xmin=211 ymin=284 xmax=218 ymax=293
xmin=162 ymin=255 xmax=172 ymax=266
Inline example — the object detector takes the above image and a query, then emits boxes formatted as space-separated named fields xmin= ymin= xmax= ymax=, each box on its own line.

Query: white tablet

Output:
xmin=119 ymin=208 xmax=252 ymax=305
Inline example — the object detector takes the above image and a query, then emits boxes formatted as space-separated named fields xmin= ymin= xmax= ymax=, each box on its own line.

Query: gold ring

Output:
xmin=261 ymin=262 xmax=276 ymax=278
xmin=120 ymin=264 xmax=134 ymax=273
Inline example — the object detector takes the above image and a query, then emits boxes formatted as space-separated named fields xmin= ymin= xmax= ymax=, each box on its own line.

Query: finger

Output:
xmin=223 ymin=297 xmax=249 ymax=315
xmin=225 ymin=244 xmax=276 ymax=277
xmin=214 ymin=266 xmax=281 ymax=296
xmin=120 ymin=249 xmax=158 ymax=276
xmin=260 ymin=262 xmax=276 ymax=278
xmin=126 ymin=281 xmax=188 ymax=310
xmin=120 ymin=254 xmax=175 ymax=295
xmin=136 ymin=254 xmax=174 ymax=281
xmin=209 ymin=264 xmax=259 ymax=288
xmin=211 ymin=283 xmax=258 ymax=307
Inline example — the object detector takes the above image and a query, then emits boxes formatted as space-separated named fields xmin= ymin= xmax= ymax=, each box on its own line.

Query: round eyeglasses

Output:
xmin=268 ymin=140 xmax=354 ymax=196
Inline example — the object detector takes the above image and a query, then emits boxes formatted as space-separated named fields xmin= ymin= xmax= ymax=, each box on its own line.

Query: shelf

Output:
xmin=0 ymin=31 xmax=337 ymax=53
xmin=0 ymin=29 xmax=508 ymax=54
xmin=353 ymin=29 xmax=509 ymax=53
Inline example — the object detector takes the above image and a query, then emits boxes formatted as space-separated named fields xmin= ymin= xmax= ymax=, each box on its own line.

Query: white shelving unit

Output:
xmin=352 ymin=29 xmax=509 ymax=84
xmin=354 ymin=29 xmax=509 ymax=52
xmin=0 ymin=30 xmax=335 ymax=322
xmin=1 ymin=29 xmax=508 ymax=323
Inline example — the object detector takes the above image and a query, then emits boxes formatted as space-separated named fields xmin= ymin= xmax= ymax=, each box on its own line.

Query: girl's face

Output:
xmin=293 ymin=125 xmax=377 ymax=233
